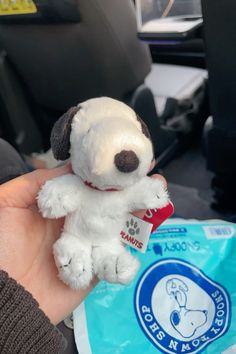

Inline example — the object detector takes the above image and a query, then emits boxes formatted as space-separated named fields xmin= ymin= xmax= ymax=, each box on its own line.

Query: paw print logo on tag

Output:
xmin=126 ymin=218 xmax=140 ymax=236
xmin=120 ymin=215 xmax=153 ymax=253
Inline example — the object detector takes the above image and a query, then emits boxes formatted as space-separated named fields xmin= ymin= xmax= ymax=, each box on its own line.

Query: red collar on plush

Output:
xmin=84 ymin=180 xmax=121 ymax=192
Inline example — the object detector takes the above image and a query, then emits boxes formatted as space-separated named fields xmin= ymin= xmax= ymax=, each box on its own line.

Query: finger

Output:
xmin=132 ymin=208 xmax=147 ymax=219
xmin=132 ymin=174 xmax=167 ymax=219
xmin=151 ymin=173 xmax=167 ymax=188
xmin=0 ymin=164 xmax=71 ymax=208
xmin=149 ymin=159 xmax=156 ymax=172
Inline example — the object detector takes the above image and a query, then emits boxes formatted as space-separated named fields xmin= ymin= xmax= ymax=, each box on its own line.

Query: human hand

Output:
xmin=0 ymin=165 xmax=166 ymax=325
xmin=0 ymin=165 xmax=97 ymax=325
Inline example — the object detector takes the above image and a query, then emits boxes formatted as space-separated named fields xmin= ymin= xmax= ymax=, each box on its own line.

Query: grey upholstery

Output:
xmin=0 ymin=0 xmax=151 ymax=111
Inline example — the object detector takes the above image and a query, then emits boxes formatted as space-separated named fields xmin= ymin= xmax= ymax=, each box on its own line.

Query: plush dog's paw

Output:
xmin=93 ymin=250 xmax=140 ymax=284
xmin=56 ymin=255 xmax=93 ymax=289
xmin=37 ymin=180 xmax=77 ymax=218
xmin=145 ymin=178 xmax=169 ymax=209
xmin=53 ymin=237 xmax=92 ymax=289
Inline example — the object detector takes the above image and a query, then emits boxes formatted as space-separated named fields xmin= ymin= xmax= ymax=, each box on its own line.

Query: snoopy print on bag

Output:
xmin=135 ymin=259 xmax=231 ymax=354
xmin=166 ymin=278 xmax=208 ymax=339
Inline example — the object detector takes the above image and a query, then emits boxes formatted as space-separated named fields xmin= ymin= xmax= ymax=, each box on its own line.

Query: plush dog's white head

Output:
xmin=51 ymin=97 xmax=154 ymax=189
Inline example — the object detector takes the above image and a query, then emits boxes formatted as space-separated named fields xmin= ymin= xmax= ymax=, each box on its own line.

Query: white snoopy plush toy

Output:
xmin=38 ymin=97 xmax=170 ymax=289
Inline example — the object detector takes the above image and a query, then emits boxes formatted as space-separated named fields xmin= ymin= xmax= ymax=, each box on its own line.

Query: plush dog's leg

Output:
xmin=92 ymin=243 xmax=140 ymax=284
xmin=53 ymin=234 xmax=93 ymax=289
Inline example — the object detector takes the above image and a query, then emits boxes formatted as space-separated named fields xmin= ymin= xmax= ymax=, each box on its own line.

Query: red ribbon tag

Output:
xmin=142 ymin=202 xmax=174 ymax=232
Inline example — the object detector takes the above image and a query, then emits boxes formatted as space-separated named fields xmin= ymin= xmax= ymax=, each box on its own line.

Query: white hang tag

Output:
xmin=120 ymin=214 xmax=153 ymax=253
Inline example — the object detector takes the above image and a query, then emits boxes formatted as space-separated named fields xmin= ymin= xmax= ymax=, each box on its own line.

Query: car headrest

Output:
xmin=0 ymin=0 xmax=80 ymax=23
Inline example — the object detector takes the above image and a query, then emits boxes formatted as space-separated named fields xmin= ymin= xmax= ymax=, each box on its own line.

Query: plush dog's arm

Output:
xmin=127 ymin=176 xmax=169 ymax=211
xmin=37 ymin=174 xmax=81 ymax=218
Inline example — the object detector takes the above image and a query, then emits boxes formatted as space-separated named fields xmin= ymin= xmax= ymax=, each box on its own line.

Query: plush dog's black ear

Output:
xmin=51 ymin=106 xmax=80 ymax=160
xmin=136 ymin=114 xmax=151 ymax=140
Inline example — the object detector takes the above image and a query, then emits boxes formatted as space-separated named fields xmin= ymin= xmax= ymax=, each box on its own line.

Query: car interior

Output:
xmin=0 ymin=0 xmax=235 ymax=352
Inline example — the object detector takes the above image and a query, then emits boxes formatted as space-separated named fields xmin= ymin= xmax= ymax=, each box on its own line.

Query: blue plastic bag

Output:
xmin=73 ymin=219 xmax=236 ymax=354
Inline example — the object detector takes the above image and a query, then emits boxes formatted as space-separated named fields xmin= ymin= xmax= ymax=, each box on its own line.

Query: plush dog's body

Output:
xmin=38 ymin=97 xmax=169 ymax=289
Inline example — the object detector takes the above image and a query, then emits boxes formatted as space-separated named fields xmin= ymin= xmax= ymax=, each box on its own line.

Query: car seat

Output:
xmin=0 ymin=0 xmax=176 ymax=160
xmin=0 ymin=0 xmax=206 ymax=166
xmin=201 ymin=0 xmax=236 ymax=211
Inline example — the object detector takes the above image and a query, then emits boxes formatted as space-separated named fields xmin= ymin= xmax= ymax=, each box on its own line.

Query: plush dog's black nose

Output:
xmin=114 ymin=150 xmax=139 ymax=173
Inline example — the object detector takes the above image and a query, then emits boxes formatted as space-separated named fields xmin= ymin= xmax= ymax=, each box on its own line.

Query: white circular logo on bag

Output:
xmin=135 ymin=259 xmax=231 ymax=354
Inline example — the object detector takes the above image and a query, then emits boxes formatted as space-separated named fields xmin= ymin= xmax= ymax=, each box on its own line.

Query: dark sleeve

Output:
xmin=0 ymin=270 xmax=67 ymax=354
